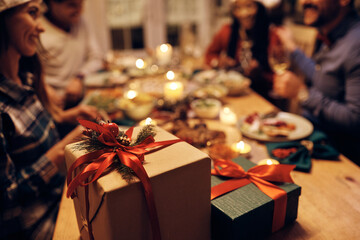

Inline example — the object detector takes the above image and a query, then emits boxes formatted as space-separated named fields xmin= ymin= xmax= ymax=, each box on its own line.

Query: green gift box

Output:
xmin=211 ymin=157 xmax=301 ymax=240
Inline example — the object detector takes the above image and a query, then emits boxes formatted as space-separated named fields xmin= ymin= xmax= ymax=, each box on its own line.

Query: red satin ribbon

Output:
xmin=67 ymin=120 xmax=182 ymax=240
xmin=211 ymin=159 xmax=295 ymax=232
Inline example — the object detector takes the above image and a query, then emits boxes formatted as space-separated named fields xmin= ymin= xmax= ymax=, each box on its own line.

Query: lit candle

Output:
xmin=139 ymin=117 xmax=157 ymax=126
xmin=135 ymin=58 xmax=145 ymax=69
xmin=166 ymin=70 xmax=175 ymax=80
xmin=258 ymin=159 xmax=280 ymax=165
xmin=231 ymin=141 xmax=251 ymax=155
xmin=220 ymin=107 xmax=237 ymax=125
xmin=125 ymin=90 xmax=138 ymax=100
xmin=156 ymin=43 xmax=173 ymax=66
xmin=164 ymin=72 xmax=184 ymax=101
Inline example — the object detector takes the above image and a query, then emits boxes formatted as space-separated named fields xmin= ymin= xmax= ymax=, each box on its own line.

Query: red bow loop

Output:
xmin=211 ymin=158 xmax=247 ymax=178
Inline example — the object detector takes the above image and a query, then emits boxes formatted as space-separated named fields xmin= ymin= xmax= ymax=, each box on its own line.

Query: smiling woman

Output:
xmin=0 ymin=1 xmax=99 ymax=239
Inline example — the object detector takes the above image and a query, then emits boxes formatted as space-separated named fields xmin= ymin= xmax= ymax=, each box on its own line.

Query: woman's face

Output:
xmin=48 ymin=0 xmax=84 ymax=27
xmin=5 ymin=0 xmax=44 ymax=56
xmin=232 ymin=0 xmax=258 ymax=30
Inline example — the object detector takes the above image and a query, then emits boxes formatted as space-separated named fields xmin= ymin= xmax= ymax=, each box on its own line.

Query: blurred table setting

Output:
xmin=54 ymin=45 xmax=360 ymax=240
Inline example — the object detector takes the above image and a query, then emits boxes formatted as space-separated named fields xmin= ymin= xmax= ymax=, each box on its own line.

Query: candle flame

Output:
xmin=166 ymin=71 xmax=175 ymax=80
xmin=223 ymin=107 xmax=231 ymax=114
xmin=237 ymin=141 xmax=245 ymax=150
xmin=160 ymin=44 xmax=169 ymax=53
xmin=135 ymin=59 xmax=145 ymax=69
xmin=145 ymin=117 xmax=152 ymax=125
xmin=126 ymin=90 xmax=138 ymax=100
xmin=169 ymin=82 xmax=179 ymax=90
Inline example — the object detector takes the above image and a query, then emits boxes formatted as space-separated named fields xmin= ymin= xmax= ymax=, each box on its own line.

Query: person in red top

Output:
xmin=204 ymin=0 xmax=281 ymax=105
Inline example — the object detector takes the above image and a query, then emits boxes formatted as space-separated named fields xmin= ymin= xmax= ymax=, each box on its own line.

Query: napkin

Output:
xmin=266 ymin=130 xmax=339 ymax=172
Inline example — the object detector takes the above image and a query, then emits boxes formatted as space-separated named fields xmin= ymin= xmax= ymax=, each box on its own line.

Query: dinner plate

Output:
xmin=82 ymin=89 xmax=123 ymax=113
xmin=238 ymin=112 xmax=314 ymax=142
xmin=84 ymin=71 xmax=128 ymax=87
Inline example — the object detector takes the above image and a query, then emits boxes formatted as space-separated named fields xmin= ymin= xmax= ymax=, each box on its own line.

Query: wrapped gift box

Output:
xmin=211 ymin=157 xmax=301 ymax=240
xmin=65 ymin=126 xmax=211 ymax=240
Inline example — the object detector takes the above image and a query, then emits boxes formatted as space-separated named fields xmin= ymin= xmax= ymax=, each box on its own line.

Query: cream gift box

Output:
xmin=65 ymin=126 xmax=211 ymax=240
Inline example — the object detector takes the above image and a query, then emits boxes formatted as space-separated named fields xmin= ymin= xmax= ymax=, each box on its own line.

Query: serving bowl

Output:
xmin=118 ymin=92 xmax=155 ymax=121
xmin=191 ymin=98 xmax=222 ymax=119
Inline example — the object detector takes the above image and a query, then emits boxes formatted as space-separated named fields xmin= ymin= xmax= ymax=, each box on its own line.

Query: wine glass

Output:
xmin=268 ymin=43 xmax=290 ymax=75
xmin=268 ymin=42 xmax=290 ymax=98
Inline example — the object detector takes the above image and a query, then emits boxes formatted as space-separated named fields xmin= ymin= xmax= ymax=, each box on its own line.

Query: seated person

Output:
xmin=272 ymin=0 xmax=360 ymax=163
xmin=204 ymin=0 xmax=274 ymax=101
xmin=0 ymin=1 xmax=99 ymax=239
xmin=39 ymin=0 xmax=103 ymax=109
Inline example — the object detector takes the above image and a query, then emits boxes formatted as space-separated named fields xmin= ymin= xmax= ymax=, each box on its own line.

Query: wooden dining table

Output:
xmin=52 ymin=87 xmax=360 ymax=240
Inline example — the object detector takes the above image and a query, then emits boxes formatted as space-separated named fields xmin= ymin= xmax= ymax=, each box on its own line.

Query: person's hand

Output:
xmin=218 ymin=53 xmax=236 ymax=69
xmin=65 ymin=77 xmax=84 ymax=105
xmin=273 ymin=27 xmax=297 ymax=53
xmin=45 ymin=125 xmax=84 ymax=173
xmin=273 ymin=70 xmax=305 ymax=98
xmin=47 ymin=84 xmax=65 ymax=108
xmin=60 ymin=105 xmax=99 ymax=124
xmin=243 ymin=59 xmax=259 ymax=77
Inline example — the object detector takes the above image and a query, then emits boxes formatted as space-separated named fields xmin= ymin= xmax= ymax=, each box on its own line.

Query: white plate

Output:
xmin=84 ymin=71 xmax=128 ymax=87
xmin=238 ymin=112 xmax=314 ymax=142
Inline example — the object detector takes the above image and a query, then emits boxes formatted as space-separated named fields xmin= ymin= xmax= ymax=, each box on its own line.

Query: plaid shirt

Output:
xmin=0 ymin=73 xmax=64 ymax=239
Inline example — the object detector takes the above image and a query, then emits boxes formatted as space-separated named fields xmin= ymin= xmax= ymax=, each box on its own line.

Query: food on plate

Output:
xmin=167 ymin=120 xmax=226 ymax=148
xmin=192 ymin=84 xmax=228 ymax=99
xmin=261 ymin=118 xmax=296 ymax=137
xmin=192 ymin=69 xmax=218 ymax=84
xmin=241 ymin=112 xmax=262 ymax=133
xmin=83 ymin=89 xmax=123 ymax=113
xmin=241 ymin=112 xmax=296 ymax=137
xmin=215 ymin=70 xmax=251 ymax=96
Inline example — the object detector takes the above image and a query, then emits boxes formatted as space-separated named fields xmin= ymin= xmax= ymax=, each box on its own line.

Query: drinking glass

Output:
xmin=268 ymin=42 xmax=290 ymax=98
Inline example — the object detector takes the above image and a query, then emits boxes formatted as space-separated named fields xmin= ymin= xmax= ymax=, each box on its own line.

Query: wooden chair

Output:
xmin=288 ymin=23 xmax=318 ymax=57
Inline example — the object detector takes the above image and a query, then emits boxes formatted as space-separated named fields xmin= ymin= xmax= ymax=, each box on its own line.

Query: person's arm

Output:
xmin=204 ymin=25 xmax=232 ymax=68
xmin=274 ymin=27 xmax=317 ymax=81
xmin=302 ymin=47 xmax=360 ymax=135
xmin=77 ymin=19 xmax=103 ymax=76
xmin=0 ymin=120 xmax=83 ymax=202
xmin=290 ymin=49 xmax=316 ymax=83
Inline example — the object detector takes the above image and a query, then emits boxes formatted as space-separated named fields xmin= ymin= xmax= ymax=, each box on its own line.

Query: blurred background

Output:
xmin=84 ymin=0 xmax=360 ymax=57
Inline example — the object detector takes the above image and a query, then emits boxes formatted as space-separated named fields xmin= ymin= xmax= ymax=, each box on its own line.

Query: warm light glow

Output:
xmin=231 ymin=140 xmax=251 ymax=155
xmin=220 ymin=107 xmax=237 ymax=125
xmin=258 ymin=158 xmax=280 ymax=165
xmin=135 ymin=59 xmax=145 ymax=69
xmin=237 ymin=141 xmax=245 ymax=151
xmin=145 ymin=117 xmax=152 ymax=125
xmin=126 ymin=90 xmax=138 ymax=100
xmin=150 ymin=64 xmax=159 ymax=72
xmin=169 ymin=82 xmax=179 ymax=90
xmin=223 ymin=107 xmax=231 ymax=114
xmin=166 ymin=71 xmax=175 ymax=80
xmin=139 ymin=117 xmax=157 ymax=126
xmin=160 ymin=44 xmax=169 ymax=53
xmin=163 ymin=81 xmax=184 ymax=101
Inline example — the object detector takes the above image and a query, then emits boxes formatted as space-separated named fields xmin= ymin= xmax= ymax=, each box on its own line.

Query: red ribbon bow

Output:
xmin=211 ymin=159 xmax=295 ymax=232
xmin=67 ymin=120 xmax=182 ymax=240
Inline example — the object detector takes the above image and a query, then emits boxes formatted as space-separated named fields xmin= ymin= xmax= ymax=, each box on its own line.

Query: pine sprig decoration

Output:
xmin=132 ymin=124 xmax=156 ymax=146
xmin=72 ymin=121 xmax=157 ymax=182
